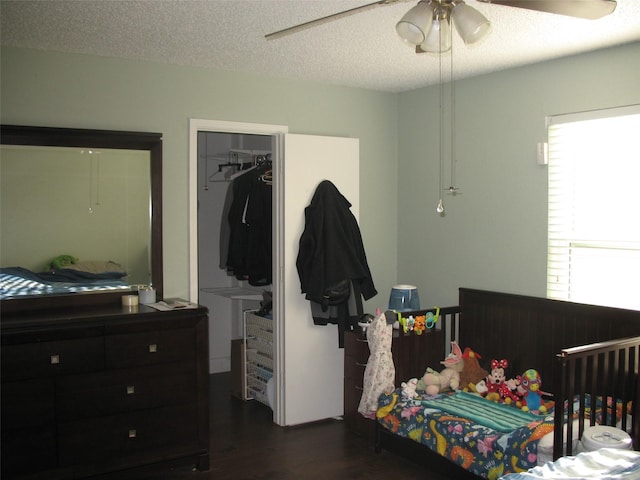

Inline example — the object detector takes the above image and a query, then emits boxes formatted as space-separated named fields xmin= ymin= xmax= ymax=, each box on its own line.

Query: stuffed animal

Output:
xmin=518 ymin=369 xmax=547 ymax=413
xmin=498 ymin=378 xmax=522 ymax=405
xmin=401 ymin=378 xmax=419 ymax=400
xmin=484 ymin=358 xmax=508 ymax=401
xmin=460 ymin=347 xmax=489 ymax=392
xmin=420 ymin=341 xmax=464 ymax=396
xmin=413 ymin=315 xmax=426 ymax=335
xmin=473 ymin=379 xmax=488 ymax=394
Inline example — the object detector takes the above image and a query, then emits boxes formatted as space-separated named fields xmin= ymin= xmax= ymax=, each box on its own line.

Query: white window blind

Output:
xmin=547 ymin=105 xmax=640 ymax=311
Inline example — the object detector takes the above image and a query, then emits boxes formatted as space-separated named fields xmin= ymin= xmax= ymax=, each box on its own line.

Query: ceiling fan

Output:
xmin=265 ymin=0 xmax=617 ymax=53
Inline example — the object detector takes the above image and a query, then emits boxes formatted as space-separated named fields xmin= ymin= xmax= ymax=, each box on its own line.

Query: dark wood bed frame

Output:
xmin=375 ymin=288 xmax=640 ymax=479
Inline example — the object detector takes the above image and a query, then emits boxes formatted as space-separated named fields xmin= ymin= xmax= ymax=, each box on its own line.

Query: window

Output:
xmin=547 ymin=105 xmax=640 ymax=311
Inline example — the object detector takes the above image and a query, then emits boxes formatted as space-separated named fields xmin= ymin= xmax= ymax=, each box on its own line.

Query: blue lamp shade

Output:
xmin=388 ymin=285 xmax=421 ymax=312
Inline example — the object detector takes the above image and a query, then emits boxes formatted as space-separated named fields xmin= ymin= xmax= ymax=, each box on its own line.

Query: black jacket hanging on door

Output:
xmin=296 ymin=180 xmax=377 ymax=346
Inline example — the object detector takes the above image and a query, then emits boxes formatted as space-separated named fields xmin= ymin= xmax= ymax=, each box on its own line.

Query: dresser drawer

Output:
xmin=1 ymin=378 xmax=56 ymax=476
xmin=58 ymin=404 xmax=198 ymax=466
xmin=105 ymin=327 xmax=194 ymax=368
xmin=1 ymin=378 xmax=55 ymax=430
xmin=1 ymin=337 xmax=104 ymax=381
xmin=1 ymin=426 xmax=57 ymax=477
xmin=343 ymin=331 xmax=369 ymax=360
xmin=57 ymin=362 xmax=196 ymax=420
xmin=344 ymin=355 xmax=367 ymax=383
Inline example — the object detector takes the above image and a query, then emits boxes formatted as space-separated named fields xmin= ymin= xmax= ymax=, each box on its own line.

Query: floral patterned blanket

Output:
xmin=377 ymin=389 xmax=554 ymax=480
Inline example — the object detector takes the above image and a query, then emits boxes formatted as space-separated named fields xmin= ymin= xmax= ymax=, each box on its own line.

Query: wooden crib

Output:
xmin=374 ymin=288 xmax=640 ymax=479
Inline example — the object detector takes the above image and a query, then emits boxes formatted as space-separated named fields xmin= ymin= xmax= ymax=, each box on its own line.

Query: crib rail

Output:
xmin=553 ymin=335 xmax=640 ymax=460
xmin=390 ymin=306 xmax=462 ymax=382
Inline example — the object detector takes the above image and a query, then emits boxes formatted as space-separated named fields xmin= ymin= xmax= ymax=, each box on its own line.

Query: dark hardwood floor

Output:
xmin=98 ymin=373 xmax=446 ymax=479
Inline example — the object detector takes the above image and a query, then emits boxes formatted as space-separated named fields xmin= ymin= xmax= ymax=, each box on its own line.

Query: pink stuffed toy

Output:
xmin=421 ymin=341 xmax=464 ymax=396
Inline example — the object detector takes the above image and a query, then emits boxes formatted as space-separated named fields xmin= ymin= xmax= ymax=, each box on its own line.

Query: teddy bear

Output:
xmin=420 ymin=341 xmax=464 ymax=396
xmin=400 ymin=378 xmax=419 ymax=400
xmin=459 ymin=347 xmax=489 ymax=392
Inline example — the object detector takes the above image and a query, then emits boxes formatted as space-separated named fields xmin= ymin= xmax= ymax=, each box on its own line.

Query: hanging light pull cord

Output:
xmin=450 ymin=45 xmax=456 ymax=192
xmin=436 ymin=22 xmax=445 ymax=215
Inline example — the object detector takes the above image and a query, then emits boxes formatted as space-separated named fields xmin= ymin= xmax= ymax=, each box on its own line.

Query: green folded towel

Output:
xmin=50 ymin=254 xmax=79 ymax=270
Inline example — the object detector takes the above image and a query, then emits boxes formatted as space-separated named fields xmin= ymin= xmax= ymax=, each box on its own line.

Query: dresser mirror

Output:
xmin=0 ymin=125 xmax=163 ymax=312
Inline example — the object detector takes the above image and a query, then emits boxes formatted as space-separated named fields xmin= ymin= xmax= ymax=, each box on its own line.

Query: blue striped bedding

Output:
xmin=0 ymin=267 xmax=129 ymax=298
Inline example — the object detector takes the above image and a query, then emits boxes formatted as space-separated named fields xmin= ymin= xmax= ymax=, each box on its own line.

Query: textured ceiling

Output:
xmin=1 ymin=0 xmax=639 ymax=92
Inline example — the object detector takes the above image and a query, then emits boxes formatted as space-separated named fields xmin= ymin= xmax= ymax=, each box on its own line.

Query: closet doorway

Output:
xmin=197 ymin=130 xmax=273 ymax=374
xmin=188 ymin=119 xmax=360 ymax=427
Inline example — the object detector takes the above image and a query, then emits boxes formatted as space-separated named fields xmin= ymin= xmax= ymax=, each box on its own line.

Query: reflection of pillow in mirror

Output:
xmin=64 ymin=260 xmax=126 ymax=275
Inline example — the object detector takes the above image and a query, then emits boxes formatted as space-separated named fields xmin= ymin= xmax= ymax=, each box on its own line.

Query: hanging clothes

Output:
xmin=243 ymin=166 xmax=272 ymax=286
xmin=219 ymin=164 xmax=256 ymax=271
xmin=358 ymin=311 xmax=395 ymax=419
xmin=296 ymin=180 xmax=377 ymax=347
xmin=223 ymin=162 xmax=272 ymax=286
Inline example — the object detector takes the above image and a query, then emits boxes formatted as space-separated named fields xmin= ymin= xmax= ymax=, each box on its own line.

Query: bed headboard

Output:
xmin=458 ymin=288 xmax=640 ymax=392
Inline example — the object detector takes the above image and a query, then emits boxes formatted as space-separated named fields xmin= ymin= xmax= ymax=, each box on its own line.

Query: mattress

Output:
xmin=377 ymin=388 xmax=553 ymax=480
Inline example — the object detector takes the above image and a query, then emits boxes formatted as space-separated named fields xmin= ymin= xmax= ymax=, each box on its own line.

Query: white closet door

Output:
xmin=274 ymin=133 xmax=359 ymax=426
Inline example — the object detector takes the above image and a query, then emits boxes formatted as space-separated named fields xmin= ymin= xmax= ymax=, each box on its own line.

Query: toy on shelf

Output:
xmin=396 ymin=307 xmax=440 ymax=335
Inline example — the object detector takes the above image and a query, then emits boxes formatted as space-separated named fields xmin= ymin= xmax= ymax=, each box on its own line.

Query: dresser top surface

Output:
xmin=1 ymin=299 xmax=207 ymax=333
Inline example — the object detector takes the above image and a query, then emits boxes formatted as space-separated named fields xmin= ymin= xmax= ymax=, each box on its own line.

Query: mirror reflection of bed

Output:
xmin=0 ymin=143 xmax=152 ymax=299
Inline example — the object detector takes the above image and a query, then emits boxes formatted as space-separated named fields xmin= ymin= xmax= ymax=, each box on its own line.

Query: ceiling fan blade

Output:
xmin=476 ymin=0 xmax=616 ymax=20
xmin=265 ymin=0 xmax=401 ymax=40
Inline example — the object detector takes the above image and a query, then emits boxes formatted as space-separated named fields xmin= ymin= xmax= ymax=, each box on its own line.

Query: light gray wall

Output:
xmin=2 ymin=42 xmax=639 ymax=311
xmin=0 ymin=46 xmax=399 ymax=310
xmin=397 ymin=41 xmax=640 ymax=308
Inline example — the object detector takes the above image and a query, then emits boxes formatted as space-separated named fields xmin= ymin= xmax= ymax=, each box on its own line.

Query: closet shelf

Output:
xmin=200 ymin=286 xmax=264 ymax=301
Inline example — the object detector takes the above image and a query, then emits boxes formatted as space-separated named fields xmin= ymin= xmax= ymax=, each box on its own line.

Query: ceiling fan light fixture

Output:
xmin=451 ymin=1 xmax=491 ymax=44
xmin=396 ymin=0 xmax=435 ymax=45
xmin=420 ymin=8 xmax=452 ymax=53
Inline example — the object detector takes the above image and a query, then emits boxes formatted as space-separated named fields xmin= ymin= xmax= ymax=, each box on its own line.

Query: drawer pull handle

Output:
xmin=50 ymin=354 xmax=60 ymax=365
xmin=355 ymin=385 xmax=364 ymax=391
xmin=148 ymin=344 xmax=158 ymax=353
xmin=126 ymin=385 xmax=135 ymax=395
xmin=356 ymin=338 xmax=368 ymax=343
xmin=356 ymin=362 xmax=367 ymax=367
xmin=128 ymin=429 xmax=137 ymax=438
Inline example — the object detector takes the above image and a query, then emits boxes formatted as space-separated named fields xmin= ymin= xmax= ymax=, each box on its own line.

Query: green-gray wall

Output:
xmin=2 ymin=42 xmax=639 ymax=310
xmin=398 ymin=41 xmax=640 ymax=307
xmin=0 ymin=46 xmax=399 ymax=307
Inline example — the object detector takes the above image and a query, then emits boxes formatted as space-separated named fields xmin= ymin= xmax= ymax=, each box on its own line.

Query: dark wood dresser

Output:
xmin=343 ymin=315 xmax=450 ymax=438
xmin=1 ymin=302 xmax=210 ymax=479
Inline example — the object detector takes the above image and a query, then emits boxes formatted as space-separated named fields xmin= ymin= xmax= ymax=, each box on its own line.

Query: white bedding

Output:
xmin=499 ymin=448 xmax=640 ymax=480
xmin=536 ymin=418 xmax=581 ymax=465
